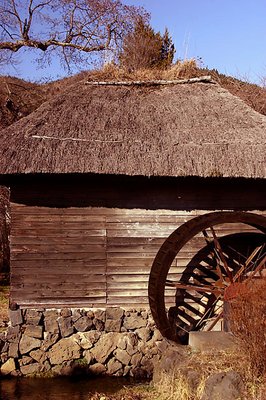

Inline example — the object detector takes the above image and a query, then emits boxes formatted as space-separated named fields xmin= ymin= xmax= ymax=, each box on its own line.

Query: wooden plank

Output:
xmin=11 ymin=289 xmax=106 ymax=298
xmin=11 ymin=252 xmax=106 ymax=261
xmin=12 ymin=244 xmax=106 ymax=253
xmin=11 ymin=229 xmax=106 ymax=237
xmin=11 ymin=259 xmax=106 ymax=268
xmin=12 ymin=215 xmax=106 ymax=222
xmin=13 ymin=282 xmax=106 ymax=290
xmin=12 ymin=274 xmax=106 ymax=283
xmin=11 ymin=236 xmax=106 ymax=245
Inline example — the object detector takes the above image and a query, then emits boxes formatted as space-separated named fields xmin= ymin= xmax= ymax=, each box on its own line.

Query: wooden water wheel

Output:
xmin=148 ymin=211 xmax=266 ymax=344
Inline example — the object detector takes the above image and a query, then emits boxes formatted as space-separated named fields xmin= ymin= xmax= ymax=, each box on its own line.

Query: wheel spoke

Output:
xmin=165 ymin=279 xmax=223 ymax=295
xmin=210 ymin=226 xmax=234 ymax=282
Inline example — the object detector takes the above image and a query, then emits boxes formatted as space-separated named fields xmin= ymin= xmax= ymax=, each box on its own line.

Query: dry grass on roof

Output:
xmin=0 ymin=60 xmax=266 ymax=130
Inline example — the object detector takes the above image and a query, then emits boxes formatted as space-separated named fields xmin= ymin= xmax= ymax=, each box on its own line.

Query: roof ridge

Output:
xmin=85 ymin=75 xmax=215 ymax=86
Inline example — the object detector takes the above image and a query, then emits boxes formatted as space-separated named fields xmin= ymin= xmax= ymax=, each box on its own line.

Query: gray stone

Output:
xmin=201 ymin=371 xmax=244 ymax=400
xmin=106 ymin=308 xmax=124 ymax=320
xmin=117 ymin=333 xmax=138 ymax=356
xmin=90 ymin=332 xmax=119 ymax=364
xmin=114 ymin=348 xmax=131 ymax=366
xmin=6 ymin=325 xmax=21 ymax=342
xmin=72 ymin=309 xmax=82 ymax=322
xmin=19 ymin=356 xmax=33 ymax=366
xmin=93 ymin=318 xmax=105 ymax=331
xmin=105 ymin=319 xmax=122 ymax=332
xmin=74 ymin=316 xmax=93 ymax=332
xmin=60 ymin=308 xmax=72 ymax=318
xmin=136 ymin=327 xmax=152 ymax=342
xmin=8 ymin=342 xmax=19 ymax=358
xmin=30 ymin=349 xmax=47 ymax=364
xmin=20 ymin=363 xmax=41 ymax=376
xmin=9 ymin=309 xmax=23 ymax=326
xmin=84 ymin=350 xmax=92 ymax=364
xmin=1 ymin=358 xmax=16 ymax=375
xmin=123 ymin=314 xmax=146 ymax=330
xmin=141 ymin=355 xmax=154 ymax=377
xmin=131 ymin=352 xmax=142 ymax=367
xmin=58 ymin=317 xmax=74 ymax=337
xmin=107 ymin=358 xmax=122 ymax=375
xmin=41 ymin=333 xmax=59 ymax=351
xmin=89 ymin=363 xmax=106 ymax=375
xmin=189 ymin=331 xmax=237 ymax=352
xmin=2 ymin=342 xmax=9 ymax=353
xmin=25 ymin=325 xmax=43 ymax=339
xmin=19 ymin=335 xmax=41 ymax=355
xmin=123 ymin=365 xmax=131 ymax=376
xmin=44 ymin=313 xmax=59 ymax=334
xmin=78 ymin=331 xmax=101 ymax=349
xmin=49 ymin=337 xmax=81 ymax=365
xmin=25 ymin=310 xmax=42 ymax=325
xmin=93 ymin=309 xmax=105 ymax=322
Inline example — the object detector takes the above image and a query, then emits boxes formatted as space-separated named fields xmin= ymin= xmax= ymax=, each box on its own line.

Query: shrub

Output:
xmin=229 ymin=277 xmax=266 ymax=379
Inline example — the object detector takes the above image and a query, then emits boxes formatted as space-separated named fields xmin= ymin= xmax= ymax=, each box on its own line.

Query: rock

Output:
xmin=19 ymin=335 xmax=41 ymax=355
xmin=74 ymin=316 xmax=93 ymax=332
xmin=25 ymin=325 xmax=43 ymax=339
xmin=6 ymin=325 xmax=21 ymax=342
xmin=123 ymin=314 xmax=147 ymax=330
xmin=141 ymin=355 xmax=154 ymax=377
xmin=41 ymin=333 xmax=59 ymax=351
xmin=201 ymin=371 xmax=244 ymax=400
xmin=105 ymin=319 xmax=122 ymax=333
xmin=136 ymin=327 xmax=152 ymax=342
xmin=20 ymin=363 xmax=41 ymax=376
xmin=89 ymin=363 xmax=106 ymax=375
xmin=131 ymin=352 xmax=142 ymax=367
xmin=25 ymin=310 xmax=42 ymax=325
xmin=78 ymin=331 xmax=101 ymax=349
xmin=44 ymin=311 xmax=59 ymax=334
xmin=106 ymin=308 xmax=124 ymax=320
xmin=107 ymin=358 xmax=123 ymax=375
xmin=72 ymin=309 xmax=82 ymax=322
xmin=9 ymin=309 xmax=23 ymax=326
xmin=60 ymin=308 xmax=72 ymax=318
xmin=123 ymin=365 xmax=131 ymax=376
xmin=117 ymin=333 xmax=138 ymax=356
xmin=84 ymin=350 xmax=92 ymax=364
xmin=58 ymin=317 xmax=74 ymax=337
xmin=114 ymin=349 xmax=131 ymax=366
xmin=91 ymin=332 xmax=119 ymax=364
xmin=49 ymin=337 xmax=81 ymax=365
xmin=1 ymin=358 xmax=16 ymax=375
xmin=93 ymin=319 xmax=105 ymax=331
xmin=94 ymin=310 xmax=105 ymax=322
xmin=30 ymin=349 xmax=47 ymax=364
xmin=19 ymin=356 xmax=33 ymax=366
xmin=8 ymin=342 xmax=19 ymax=358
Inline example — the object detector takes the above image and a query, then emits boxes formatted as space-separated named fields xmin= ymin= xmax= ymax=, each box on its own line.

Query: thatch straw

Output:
xmin=0 ymin=79 xmax=265 ymax=178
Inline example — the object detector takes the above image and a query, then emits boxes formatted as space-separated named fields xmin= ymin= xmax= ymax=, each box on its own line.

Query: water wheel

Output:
xmin=148 ymin=211 xmax=266 ymax=344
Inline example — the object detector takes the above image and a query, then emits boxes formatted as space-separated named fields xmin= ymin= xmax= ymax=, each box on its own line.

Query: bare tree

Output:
xmin=0 ymin=0 xmax=148 ymax=69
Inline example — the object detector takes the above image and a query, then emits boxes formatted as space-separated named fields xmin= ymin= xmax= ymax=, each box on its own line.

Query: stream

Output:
xmin=0 ymin=376 xmax=141 ymax=400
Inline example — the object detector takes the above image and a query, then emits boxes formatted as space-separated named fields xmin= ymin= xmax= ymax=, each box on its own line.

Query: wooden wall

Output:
xmin=10 ymin=203 xmax=266 ymax=308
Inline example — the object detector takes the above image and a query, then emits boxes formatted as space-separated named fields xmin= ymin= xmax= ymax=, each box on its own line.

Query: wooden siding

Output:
xmin=10 ymin=203 xmax=266 ymax=308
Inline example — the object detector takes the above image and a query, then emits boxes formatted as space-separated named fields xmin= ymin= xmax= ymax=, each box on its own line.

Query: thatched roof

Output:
xmin=0 ymin=78 xmax=265 ymax=179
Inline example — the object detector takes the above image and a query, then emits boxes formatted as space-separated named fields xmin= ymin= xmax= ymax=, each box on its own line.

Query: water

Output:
xmin=0 ymin=376 xmax=139 ymax=400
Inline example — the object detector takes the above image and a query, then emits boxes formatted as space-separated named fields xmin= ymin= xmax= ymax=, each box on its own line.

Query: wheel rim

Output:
xmin=148 ymin=211 xmax=266 ymax=343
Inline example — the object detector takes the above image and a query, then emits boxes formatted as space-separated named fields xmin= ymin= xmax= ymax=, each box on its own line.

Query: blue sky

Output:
xmin=2 ymin=0 xmax=266 ymax=84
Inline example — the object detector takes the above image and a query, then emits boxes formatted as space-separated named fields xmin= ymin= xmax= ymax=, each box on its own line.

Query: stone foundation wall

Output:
xmin=0 ymin=307 xmax=165 ymax=377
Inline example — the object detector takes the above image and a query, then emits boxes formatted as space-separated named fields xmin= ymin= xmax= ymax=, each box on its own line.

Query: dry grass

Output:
xmin=153 ymin=349 xmax=266 ymax=400
xmin=229 ymin=277 xmax=266 ymax=379
xmin=1 ymin=60 xmax=265 ymax=130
